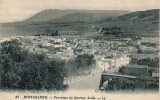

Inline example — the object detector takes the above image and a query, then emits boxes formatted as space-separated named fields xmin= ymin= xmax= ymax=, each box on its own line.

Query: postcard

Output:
xmin=0 ymin=0 xmax=159 ymax=100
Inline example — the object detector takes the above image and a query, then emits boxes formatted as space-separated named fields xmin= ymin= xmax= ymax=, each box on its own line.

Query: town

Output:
xmin=0 ymin=30 xmax=159 ymax=92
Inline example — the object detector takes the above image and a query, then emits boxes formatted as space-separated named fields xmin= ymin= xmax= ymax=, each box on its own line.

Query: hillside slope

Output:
xmin=24 ymin=9 xmax=130 ymax=22
xmin=115 ymin=9 xmax=159 ymax=21
xmin=97 ymin=9 xmax=159 ymax=37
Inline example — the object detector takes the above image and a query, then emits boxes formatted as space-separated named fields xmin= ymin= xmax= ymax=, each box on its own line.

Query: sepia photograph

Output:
xmin=0 ymin=0 xmax=159 ymax=100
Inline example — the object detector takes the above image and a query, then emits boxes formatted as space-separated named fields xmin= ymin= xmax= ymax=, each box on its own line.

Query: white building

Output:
xmin=97 ymin=55 xmax=130 ymax=72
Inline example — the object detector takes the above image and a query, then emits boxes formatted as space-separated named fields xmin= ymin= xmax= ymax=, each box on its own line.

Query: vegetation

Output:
xmin=131 ymin=57 xmax=159 ymax=68
xmin=0 ymin=39 xmax=68 ymax=90
xmin=101 ymin=26 xmax=123 ymax=35
xmin=65 ymin=60 xmax=77 ymax=75
xmin=136 ymin=46 xmax=143 ymax=54
xmin=75 ymin=54 xmax=95 ymax=69
xmin=137 ymin=58 xmax=159 ymax=68
xmin=119 ymin=66 xmax=126 ymax=76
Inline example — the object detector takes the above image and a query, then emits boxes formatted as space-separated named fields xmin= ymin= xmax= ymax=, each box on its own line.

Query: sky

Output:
xmin=0 ymin=0 xmax=159 ymax=23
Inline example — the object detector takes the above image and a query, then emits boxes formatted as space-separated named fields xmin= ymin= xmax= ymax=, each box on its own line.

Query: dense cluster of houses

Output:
xmin=0 ymin=34 xmax=159 ymax=92
xmin=0 ymin=35 xmax=159 ymax=78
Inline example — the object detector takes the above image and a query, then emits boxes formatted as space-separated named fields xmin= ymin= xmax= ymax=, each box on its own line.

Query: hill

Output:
xmin=0 ymin=9 xmax=159 ymax=37
xmin=24 ymin=9 xmax=130 ymax=22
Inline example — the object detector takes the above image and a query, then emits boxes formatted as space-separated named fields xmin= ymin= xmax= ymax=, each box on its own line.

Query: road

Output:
xmin=68 ymin=73 xmax=101 ymax=91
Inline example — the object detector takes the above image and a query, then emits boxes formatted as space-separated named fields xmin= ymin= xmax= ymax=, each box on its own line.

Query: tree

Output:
xmin=0 ymin=39 xmax=68 ymax=90
xmin=75 ymin=54 xmax=95 ymax=69
xmin=137 ymin=58 xmax=159 ymax=68
xmin=65 ymin=60 xmax=77 ymax=75
xmin=119 ymin=66 xmax=126 ymax=76
xmin=137 ymin=49 xmax=143 ymax=54
xmin=136 ymin=46 xmax=143 ymax=54
xmin=0 ymin=39 xmax=27 ymax=89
